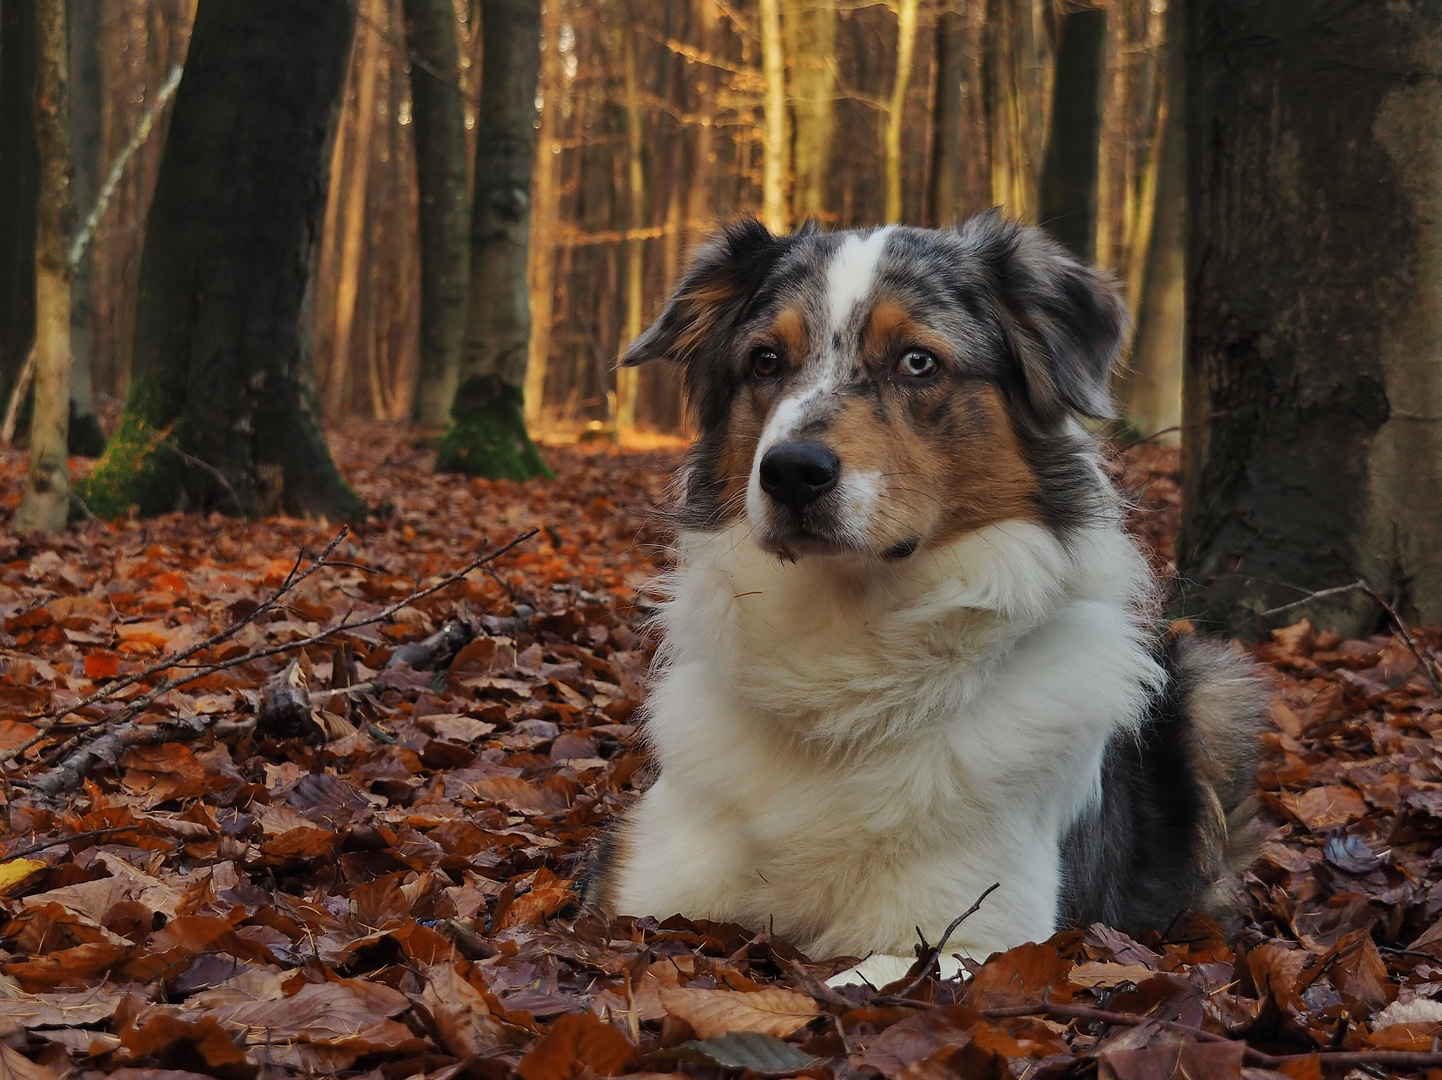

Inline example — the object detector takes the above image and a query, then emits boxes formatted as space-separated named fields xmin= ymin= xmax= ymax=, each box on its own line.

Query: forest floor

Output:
xmin=0 ymin=424 xmax=1441 ymax=1080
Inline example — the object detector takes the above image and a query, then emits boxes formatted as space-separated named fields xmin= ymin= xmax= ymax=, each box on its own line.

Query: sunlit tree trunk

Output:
xmin=758 ymin=0 xmax=789 ymax=233
xmin=685 ymin=0 xmax=720 ymax=248
xmin=1117 ymin=0 xmax=1182 ymax=439
xmin=437 ymin=0 xmax=550 ymax=479
xmin=1038 ymin=6 xmax=1105 ymax=260
xmin=615 ymin=18 xmax=645 ymax=437
xmin=785 ymin=0 xmax=833 ymax=222
xmin=323 ymin=0 xmax=382 ymax=418
xmin=523 ymin=0 xmax=563 ymax=427
xmin=0 ymin=0 xmax=38 ymax=415
xmin=884 ymin=0 xmax=920 ymax=223
xmin=77 ymin=0 xmax=363 ymax=520
xmin=66 ymin=0 xmax=103 ymax=456
xmin=15 ymin=0 xmax=74 ymax=535
xmin=928 ymin=4 xmax=965 ymax=226
xmin=404 ymin=0 xmax=472 ymax=426
xmin=1182 ymin=0 xmax=1442 ymax=635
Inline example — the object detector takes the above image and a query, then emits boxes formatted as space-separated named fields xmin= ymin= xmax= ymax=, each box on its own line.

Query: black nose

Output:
xmin=759 ymin=441 xmax=840 ymax=509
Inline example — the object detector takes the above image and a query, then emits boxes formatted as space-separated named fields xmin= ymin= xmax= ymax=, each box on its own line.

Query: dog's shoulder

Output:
xmin=1059 ymin=632 xmax=1266 ymax=934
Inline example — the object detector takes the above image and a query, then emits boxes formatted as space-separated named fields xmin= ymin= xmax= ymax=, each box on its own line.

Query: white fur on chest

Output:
xmin=612 ymin=518 xmax=1162 ymax=964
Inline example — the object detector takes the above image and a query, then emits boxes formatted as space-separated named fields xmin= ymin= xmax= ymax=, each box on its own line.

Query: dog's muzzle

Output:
xmin=758 ymin=440 xmax=840 ymax=512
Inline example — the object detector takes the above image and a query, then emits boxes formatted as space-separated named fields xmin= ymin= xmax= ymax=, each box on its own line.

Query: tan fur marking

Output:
xmin=768 ymin=305 xmax=809 ymax=363
xmin=863 ymin=300 xmax=954 ymax=373
xmin=715 ymin=404 xmax=762 ymax=522
xmin=823 ymin=383 xmax=1039 ymax=550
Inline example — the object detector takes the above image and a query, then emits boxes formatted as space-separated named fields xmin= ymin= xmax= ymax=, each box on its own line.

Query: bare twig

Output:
xmin=1 ymin=825 xmax=146 ymax=863
xmin=20 ymin=531 xmax=537 ymax=797
xmin=1117 ymin=409 xmax=1235 ymax=450
xmin=981 ymin=1001 xmax=1442 ymax=1072
xmin=4 ymin=528 xmax=353 ymax=765
xmin=874 ymin=882 xmax=1000 ymax=1002
xmin=1 ymin=347 xmax=34 ymax=444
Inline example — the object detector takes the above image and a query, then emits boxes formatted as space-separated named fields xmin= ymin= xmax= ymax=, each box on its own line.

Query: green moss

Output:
xmin=73 ymin=412 xmax=186 ymax=519
xmin=436 ymin=377 xmax=552 ymax=480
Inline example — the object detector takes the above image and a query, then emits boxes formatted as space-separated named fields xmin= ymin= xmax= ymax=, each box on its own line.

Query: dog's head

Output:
xmin=623 ymin=212 xmax=1129 ymax=561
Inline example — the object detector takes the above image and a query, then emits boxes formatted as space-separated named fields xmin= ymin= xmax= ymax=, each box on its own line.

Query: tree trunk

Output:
xmin=757 ymin=0 xmax=789 ymax=233
xmin=684 ymin=0 xmax=720 ymax=248
xmin=1038 ymin=6 xmax=1105 ymax=261
xmin=927 ymin=5 xmax=965 ymax=226
xmin=1182 ymin=0 xmax=1442 ymax=636
xmin=323 ymin=0 xmax=382 ymax=418
xmin=0 ymin=0 xmax=38 ymax=414
xmin=523 ymin=0 xmax=562 ymax=426
xmin=437 ymin=0 xmax=550 ymax=479
xmin=403 ymin=0 xmax=471 ymax=427
xmin=884 ymin=0 xmax=921 ymax=223
xmin=65 ymin=0 xmax=102 ymax=456
xmin=785 ymin=0 xmax=834 ymax=222
xmin=614 ymin=17 xmax=645 ymax=437
xmin=15 ymin=0 xmax=74 ymax=535
xmin=76 ymin=0 xmax=364 ymax=521
xmin=1116 ymin=1 xmax=1182 ymax=440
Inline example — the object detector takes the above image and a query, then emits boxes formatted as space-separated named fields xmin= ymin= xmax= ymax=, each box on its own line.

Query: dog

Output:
xmin=583 ymin=213 xmax=1264 ymax=988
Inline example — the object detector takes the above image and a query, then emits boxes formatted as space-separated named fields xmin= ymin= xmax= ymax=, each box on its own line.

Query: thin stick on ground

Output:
xmin=875 ymin=881 xmax=1001 ymax=1002
xmin=19 ymin=529 xmax=538 ymax=798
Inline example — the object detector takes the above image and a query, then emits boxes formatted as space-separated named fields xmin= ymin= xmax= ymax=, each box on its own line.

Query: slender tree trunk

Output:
xmin=0 ymin=0 xmax=38 ymax=413
xmin=1117 ymin=0 xmax=1182 ymax=440
xmin=884 ymin=0 xmax=921 ymax=223
xmin=437 ymin=0 xmax=550 ymax=479
xmin=523 ymin=0 xmax=562 ymax=427
xmin=928 ymin=5 xmax=965 ymax=226
xmin=615 ymin=18 xmax=645 ymax=437
xmin=1037 ymin=6 xmax=1105 ymax=260
xmin=1182 ymin=0 xmax=1442 ymax=635
xmin=758 ymin=0 xmax=789 ymax=233
xmin=65 ymin=0 xmax=102 ymax=455
xmin=403 ymin=0 xmax=471 ymax=426
xmin=76 ymin=0 xmax=363 ymax=520
xmin=324 ymin=0 xmax=382 ymax=418
xmin=685 ymin=0 xmax=720 ymax=248
xmin=785 ymin=0 xmax=834 ymax=222
xmin=15 ymin=0 xmax=73 ymax=535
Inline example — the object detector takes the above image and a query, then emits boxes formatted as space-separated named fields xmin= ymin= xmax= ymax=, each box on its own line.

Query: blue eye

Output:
xmin=896 ymin=349 xmax=939 ymax=378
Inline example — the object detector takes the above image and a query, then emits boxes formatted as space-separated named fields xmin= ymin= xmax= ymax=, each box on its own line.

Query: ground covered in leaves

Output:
xmin=0 ymin=426 xmax=1440 ymax=1080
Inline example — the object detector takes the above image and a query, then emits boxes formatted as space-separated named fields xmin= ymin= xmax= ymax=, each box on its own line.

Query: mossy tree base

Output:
xmin=436 ymin=376 xmax=551 ymax=480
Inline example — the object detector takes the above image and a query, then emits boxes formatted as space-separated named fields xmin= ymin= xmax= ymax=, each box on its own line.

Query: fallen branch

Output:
xmin=20 ymin=531 xmax=537 ymax=798
xmin=5 ymin=527 xmax=353 ymax=764
xmin=28 ymin=712 xmax=255 ymax=801
xmin=981 ymin=1001 xmax=1442 ymax=1072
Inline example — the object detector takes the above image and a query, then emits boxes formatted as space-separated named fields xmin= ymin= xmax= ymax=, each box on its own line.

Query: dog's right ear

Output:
xmin=621 ymin=218 xmax=787 ymax=368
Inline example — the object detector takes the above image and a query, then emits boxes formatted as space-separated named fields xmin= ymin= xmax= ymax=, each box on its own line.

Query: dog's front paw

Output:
xmin=826 ymin=951 xmax=972 ymax=989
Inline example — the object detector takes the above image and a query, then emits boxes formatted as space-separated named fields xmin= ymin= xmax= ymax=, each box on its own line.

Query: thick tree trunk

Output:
xmin=437 ymin=0 xmax=550 ymax=479
xmin=66 ymin=0 xmax=103 ymax=456
xmin=1182 ymin=0 xmax=1442 ymax=636
xmin=76 ymin=0 xmax=364 ymax=521
xmin=403 ymin=0 xmax=470 ymax=427
xmin=884 ymin=0 xmax=921 ymax=223
xmin=0 ymin=0 xmax=38 ymax=413
xmin=1038 ymin=6 xmax=1105 ymax=261
xmin=15 ymin=0 xmax=73 ymax=535
xmin=757 ymin=0 xmax=789 ymax=234
xmin=927 ymin=6 xmax=965 ymax=226
xmin=1116 ymin=1 xmax=1182 ymax=440
xmin=784 ymin=0 xmax=834 ymax=222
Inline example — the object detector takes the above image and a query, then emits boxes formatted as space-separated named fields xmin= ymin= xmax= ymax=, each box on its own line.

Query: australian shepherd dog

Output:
xmin=584 ymin=212 xmax=1264 ymax=987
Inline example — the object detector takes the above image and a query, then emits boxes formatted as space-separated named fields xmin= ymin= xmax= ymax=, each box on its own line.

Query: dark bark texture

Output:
xmin=438 ymin=0 xmax=549 ymax=479
xmin=1038 ymin=6 xmax=1105 ymax=261
xmin=1182 ymin=0 xmax=1442 ymax=636
xmin=78 ymin=0 xmax=364 ymax=520
xmin=0 ymin=0 xmax=38 ymax=408
xmin=66 ymin=0 xmax=104 ymax=456
xmin=403 ymin=0 xmax=472 ymax=428
xmin=927 ymin=7 xmax=965 ymax=226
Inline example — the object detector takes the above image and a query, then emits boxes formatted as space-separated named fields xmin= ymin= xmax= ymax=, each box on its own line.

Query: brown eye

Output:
xmin=751 ymin=348 xmax=782 ymax=379
xmin=896 ymin=349 xmax=939 ymax=379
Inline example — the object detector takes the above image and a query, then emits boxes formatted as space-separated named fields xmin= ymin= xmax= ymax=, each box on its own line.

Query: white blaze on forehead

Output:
xmin=825 ymin=227 xmax=894 ymax=345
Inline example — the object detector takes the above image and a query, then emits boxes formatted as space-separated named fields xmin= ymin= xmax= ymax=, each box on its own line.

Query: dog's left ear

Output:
xmin=961 ymin=211 xmax=1130 ymax=425
xmin=621 ymin=218 xmax=792 ymax=368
